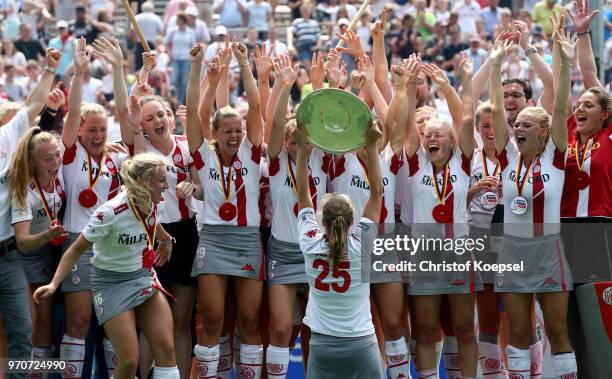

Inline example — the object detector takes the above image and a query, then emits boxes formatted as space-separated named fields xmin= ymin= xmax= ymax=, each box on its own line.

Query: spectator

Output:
xmin=163 ymin=0 xmax=196 ymax=24
xmin=356 ymin=10 xmax=373 ymax=54
xmin=47 ymin=20 xmax=74 ymax=78
xmin=338 ymin=0 xmax=357 ymax=20
xmin=1 ymin=60 xmax=28 ymax=102
xmin=493 ymin=8 xmax=514 ymax=40
xmin=481 ymin=0 xmax=502 ymax=38
xmin=263 ymin=27 xmax=289 ymax=57
xmin=134 ymin=1 xmax=164 ymax=69
xmin=53 ymin=0 xmax=77 ymax=21
xmin=424 ymin=20 xmax=447 ymax=62
xmin=20 ymin=0 xmax=51 ymax=41
xmin=2 ymin=39 xmax=27 ymax=74
xmin=466 ymin=36 xmax=487 ymax=70
xmin=154 ymin=35 xmax=171 ymax=72
xmin=390 ymin=14 xmax=417 ymax=60
xmin=604 ymin=0 xmax=612 ymax=42
xmin=288 ymin=0 xmax=302 ymax=20
xmin=23 ymin=60 xmax=40 ymax=93
xmin=14 ymin=24 xmax=46 ymax=62
xmin=1 ymin=0 xmax=21 ymax=40
xmin=165 ymin=12 xmax=196 ymax=104
xmin=244 ymin=26 xmax=262 ymax=55
xmin=212 ymin=0 xmax=247 ymax=28
xmin=88 ymin=0 xmax=115 ymax=20
xmin=69 ymin=5 xmax=95 ymax=43
xmin=185 ymin=6 xmax=211 ymax=44
xmin=442 ymin=25 xmax=468 ymax=70
xmin=414 ymin=0 xmax=436 ymax=40
xmin=246 ymin=0 xmax=273 ymax=39
xmin=87 ymin=9 xmax=114 ymax=43
xmin=292 ymin=4 xmax=321 ymax=65
xmin=451 ymin=0 xmax=480 ymax=39
xmin=166 ymin=0 xmax=192 ymax=33
xmin=532 ymin=0 xmax=563 ymax=36
xmin=205 ymin=25 xmax=238 ymax=70
xmin=81 ymin=66 xmax=104 ymax=104
xmin=431 ymin=0 xmax=451 ymax=24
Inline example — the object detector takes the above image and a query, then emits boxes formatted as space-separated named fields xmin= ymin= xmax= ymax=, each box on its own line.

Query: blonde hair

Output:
xmin=139 ymin=95 xmax=165 ymax=108
xmin=9 ymin=127 xmax=59 ymax=209
xmin=283 ymin=119 xmax=297 ymax=139
xmin=0 ymin=102 xmax=24 ymax=126
xmin=475 ymin=101 xmax=492 ymax=126
xmin=120 ymin=153 xmax=166 ymax=215
xmin=423 ymin=118 xmax=457 ymax=147
xmin=212 ymin=106 xmax=241 ymax=131
xmin=320 ymin=193 xmax=354 ymax=267
xmin=519 ymin=107 xmax=551 ymax=130
xmin=80 ymin=102 xmax=106 ymax=125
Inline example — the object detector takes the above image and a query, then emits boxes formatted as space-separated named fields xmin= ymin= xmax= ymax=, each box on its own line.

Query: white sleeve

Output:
xmin=82 ymin=205 xmax=115 ymax=243
xmin=0 ymin=109 xmax=30 ymax=159
xmin=11 ymin=194 xmax=33 ymax=225
xmin=297 ymin=207 xmax=324 ymax=254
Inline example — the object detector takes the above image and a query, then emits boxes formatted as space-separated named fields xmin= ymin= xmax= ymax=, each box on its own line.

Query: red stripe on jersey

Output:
xmin=461 ymin=151 xmax=471 ymax=176
xmin=497 ymin=147 xmax=509 ymax=171
xmin=552 ymin=148 xmax=565 ymax=170
xmin=595 ymin=282 xmax=612 ymax=343
xmin=55 ymin=178 xmax=65 ymax=200
xmin=172 ymin=140 xmax=189 ymax=220
xmin=190 ymin=149 xmax=205 ymax=170
xmin=234 ymin=157 xmax=247 ymax=227
xmin=321 ymin=152 xmax=333 ymax=174
xmin=333 ymin=155 xmax=346 ymax=180
xmin=107 ymin=161 xmax=120 ymax=200
xmin=268 ymin=156 xmax=280 ymax=176
xmin=62 ymin=142 xmax=77 ymax=165
xmin=250 ymin=143 xmax=262 ymax=163
xmin=259 ymin=176 xmax=270 ymax=227
xmin=127 ymin=144 xmax=135 ymax=156
xmin=408 ymin=153 xmax=419 ymax=176
xmin=532 ymin=158 xmax=544 ymax=237
xmin=390 ymin=152 xmax=403 ymax=175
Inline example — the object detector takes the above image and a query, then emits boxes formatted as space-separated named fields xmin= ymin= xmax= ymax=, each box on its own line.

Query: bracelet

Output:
xmin=133 ymin=128 xmax=143 ymax=135
xmin=44 ymin=66 xmax=56 ymax=74
xmin=157 ymin=236 xmax=176 ymax=245
xmin=72 ymin=71 xmax=83 ymax=77
xmin=576 ymin=31 xmax=589 ymax=37
xmin=525 ymin=46 xmax=538 ymax=56
xmin=47 ymin=107 xmax=58 ymax=115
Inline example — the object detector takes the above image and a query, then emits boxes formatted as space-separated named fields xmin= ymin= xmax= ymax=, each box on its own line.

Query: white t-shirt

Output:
xmin=11 ymin=178 xmax=65 ymax=234
xmin=298 ymin=207 xmax=374 ymax=338
xmin=268 ymin=148 xmax=331 ymax=243
xmin=62 ymin=141 xmax=128 ymax=233
xmin=408 ymin=146 xmax=472 ymax=238
xmin=332 ymin=145 xmax=402 ymax=225
xmin=451 ymin=1 xmax=480 ymax=37
xmin=145 ymin=135 xmax=196 ymax=224
xmin=0 ymin=109 xmax=31 ymax=241
xmin=191 ymin=137 xmax=262 ymax=226
xmin=499 ymin=139 xmax=566 ymax=237
xmin=468 ymin=149 xmax=502 ymax=229
xmin=83 ymin=191 xmax=158 ymax=273
xmin=82 ymin=77 xmax=103 ymax=104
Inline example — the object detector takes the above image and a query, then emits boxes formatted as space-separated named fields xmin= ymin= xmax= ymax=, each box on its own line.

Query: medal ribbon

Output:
xmin=515 ymin=154 xmax=539 ymax=197
xmin=129 ymin=199 xmax=157 ymax=250
xmin=481 ymin=150 xmax=500 ymax=178
xmin=574 ymin=138 xmax=593 ymax=172
xmin=33 ymin=177 xmax=56 ymax=222
xmin=286 ymin=157 xmax=316 ymax=204
xmin=431 ymin=162 xmax=450 ymax=204
xmin=86 ymin=152 xmax=105 ymax=191
xmin=172 ymin=138 xmax=190 ymax=219
xmin=215 ymin=151 xmax=233 ymax=203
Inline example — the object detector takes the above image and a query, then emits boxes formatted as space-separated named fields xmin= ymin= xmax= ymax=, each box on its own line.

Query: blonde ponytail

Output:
xmin=120 ymin=153 xmax=166 ymax=215
xmin=9 ymin=127 xmax=59 ymax=209
xmin=321 ymin=193 xmax=354 ymax=266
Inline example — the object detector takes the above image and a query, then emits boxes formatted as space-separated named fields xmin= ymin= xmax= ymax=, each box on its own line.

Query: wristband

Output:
xmin=133 ymin=128 xmax=143 ymax=135
xmin=525 ymin=46 xmax=538 ymax=56
xmin=576 ymin=31 xmax=589 ymax=37
xmin=158 ymin=236 xmax=176 ymax=245
xmin=45 ymin=66 xmax=57 ymax=74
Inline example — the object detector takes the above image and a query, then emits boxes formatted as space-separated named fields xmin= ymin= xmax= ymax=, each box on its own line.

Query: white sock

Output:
xmin=385 ymin=337 xmax=411 ymax=379
xmin=552 ymin=352 xmax=577 ymax=379
xmin=265 ymin=345 xmax=289 ymax=378
xmin=32 ymin=347 xmax=53 ymax=379
xmin=239 ymin=343 xmax=263 ymax=379
xmin=529 ymin=341 xmax=543 ymax=379
xmin=60 ymin=335 xmax=85 ymax=378
xmin=506 ymin=345 xmax=531 ymax=379
xmin=194 ymin=344 xmax=219 ymax=379
xmin=478 ymin=341 xmax=503 ymax=378
xmin=217 ymin=335 xmax=232 ymax=379
xmin=418 ymin=368 xmax=437 ymax=378
xmin=233 ymin=327 xmax=241 ymax=375
xmin=103 ymin=338 xmax=117 ymax=379
xmin=152 ymin=366 xmax=180 ymax=379
xmin=442 ymin=336 xmax=460 ymax=379
xmin=435 ymin=339 xmax=443 ymax=378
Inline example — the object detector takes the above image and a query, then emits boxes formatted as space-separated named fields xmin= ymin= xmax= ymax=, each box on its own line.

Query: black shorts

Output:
xmin=157 ymin=217 xmax=199 ymax=286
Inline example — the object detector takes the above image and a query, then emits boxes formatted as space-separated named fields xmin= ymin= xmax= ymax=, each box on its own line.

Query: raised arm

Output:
xmin=489 ymin=39 xmax=514 ymax=153
xmin=360 ymin=55 xmax=388 ymax=123
xmin=386 ymin=58 xmax=416 ymax=156
xmin=473 ymin=32 xmax=511 ymax=101
xmin=421 ymin=63 xmax=462 ymax=129
xmin=265 ymin=71 xmax=284 ymax=143
xmin=361 ymin=122 xmax=383 ymax=222
xmin=268 ymin=55 xmax=298 ymax=159
xmin=324 ymin=49 xmax=346 ymax=89
xmin=310 ymin=52 xmax=325 ymax=91
xmin=252 ymin=45 xmax=273 ymax=124
xmin=550 ymin=30 xmax=573 ymax=152
xmin=187 ymin=44 xmax=212 ymax=152
xmin=293 ymin=126 xmax=313 ymax=211
xmin=371 ymin=10 xmax=392 ymax=102
xmin=62 ymin=38 xmax=90 ymax=148
xmin=234 ymin=43 xmax=263 ymax=147
xmin=457 ymin=52 xmax=475 ymax=158
xmin=24 ymin=48 xmax=61 ymax=124
xmin=568 ymin=0 xmax=603 ymax=89
xmin=216 ymin=36 xmax=233 ymax=109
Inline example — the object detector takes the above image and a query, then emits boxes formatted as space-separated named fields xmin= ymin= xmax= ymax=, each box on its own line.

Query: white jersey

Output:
xmin=331 ymin=145 xmax=402 ymax=225
xmin=191 ymin=137 xmax=262 ymax=226
xmin=83 ymin=190 xmax=158 ymax=273
xmin=268 ymin=148 xmax=332 ymax=243
xmin=11 ymin=178 xmax=65 ymax=234
xmin=258 ymin=159 xmax=272 ymax=228
xmin=145 ymin=135 xmax=196 ymax=223
xmin=0 ymin=109 xmax=30 ymax=241
xmin=499 ymin=139 xmax=566 ymax=238
xmin=468 ymin=149 xmax=502 ymax=229
xmin=298 ymin=207 xmax=374 ymax=338
xmin=398 ymin=151 xmax=413 ymax=225
xmin=408 ymin=146 xmax=472 ymax=238
xmin=62 ymin=141 xmax=128 ymax=233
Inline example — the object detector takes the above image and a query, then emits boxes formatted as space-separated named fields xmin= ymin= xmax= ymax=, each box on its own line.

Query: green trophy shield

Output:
xmin=297 ymin=89 xmax=372 ymax=153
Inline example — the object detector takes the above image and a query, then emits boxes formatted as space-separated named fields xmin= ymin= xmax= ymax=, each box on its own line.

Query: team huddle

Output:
xmin=0 ymin=1 xmax=610 ymax=379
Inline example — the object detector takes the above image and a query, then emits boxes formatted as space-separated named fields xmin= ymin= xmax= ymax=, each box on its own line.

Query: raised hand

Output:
xmin=390 ymin=64 xmax=406 ymax=87
xmin=336 ymin=28 xmax=365 ymax=58
xmin=46 ymin=82 xmax=65 ymax=110
xmin=364 ymin=119 xmax=382 ymax=146
xmin=568 ymin=0 xmax=599 ymax=33
xmin=206 ymin=56 xmax=225 ymax=86
xmin=274 ymin=54 xmax=298 ymax=88
xmin=232 ymin=42 xmax=249 ymax=65
xmin=143 ymin=51 xmax=158 ymax=71
xmin=457 ymin=51 xmax=473 ymax=78
xmin=252 ymin=44 xmax=273 ymax=79
xmin=357 ymin=55 xmax=374 ymax=83
xmin=554 ymin=29 xmax=576 ymax=62
xmin=513 ymin=20 xmax=531 ymax=51
xmin=45 ymin=47 xmax=62 ymax=69
xmin=350 ymin=71 xmax=366 ymax=90
xmin=189 ymin=43 xmax=205 ymax=63
xmin=132 ymin=75 xmax=154 ymax=97
xmin=92 ymin=37 xmax=124 ymax=67
xmin=291 ymin=125 xmax=309 ymax=145
xmin=370 ymin=9 xmax=387 ymax=39
xmin=490 ymin=37 xmax=514 ymax=65
xmin=73 ymin=37 xmax=91 ymax=73
xmin=176 ymin=105 xmax=187 ymax=125
xmin=549 ymin=9 xmax=566 ymax=36
xmin=309 ymin=52 xmax=325 ymax=87
xmin=421 ymin=61 xmax=450 ymax=87
xmin=217 ymin=35 xmax=234 ymax=66
xmin=126 ymin=95 xmax=142 ymax=129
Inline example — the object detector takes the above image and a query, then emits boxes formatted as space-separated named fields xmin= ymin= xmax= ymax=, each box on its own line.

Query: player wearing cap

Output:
xmin=34 ymin=153 xmax=180 ymax=379
xmin=405 ymin=52 xmax=479 ymax=379
xmin=0 ymin=47 xmax=61 ymax=376
xmin=295 ymin=115 xmax=385 ymax=379
xmin=186 ymin=43 xmax=266 ymax=378
xmin=489 ymin=32 xmax=577 ymax=379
